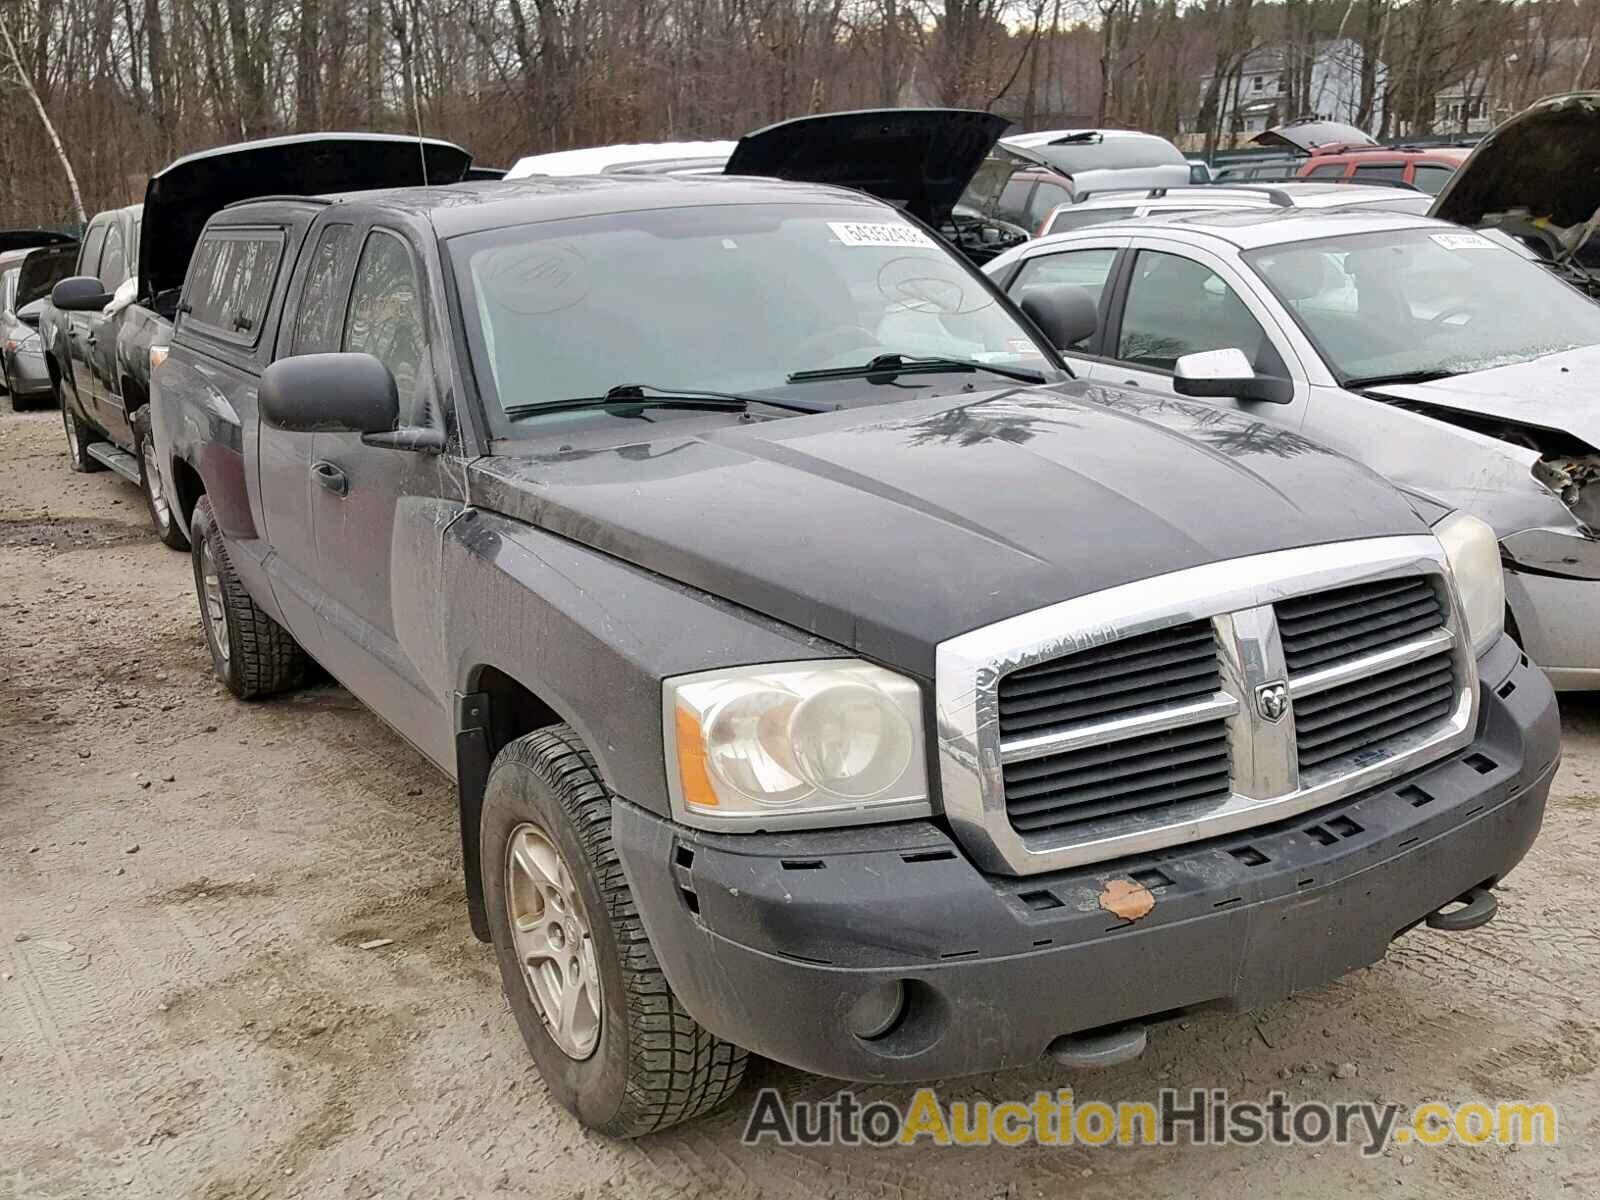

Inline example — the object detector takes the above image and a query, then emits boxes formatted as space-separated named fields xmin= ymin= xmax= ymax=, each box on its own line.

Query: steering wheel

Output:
xmin=788 ymin=325 xmax=880 ymax=366
xmin=1427 ymin=304 xmax=1477 ymax=330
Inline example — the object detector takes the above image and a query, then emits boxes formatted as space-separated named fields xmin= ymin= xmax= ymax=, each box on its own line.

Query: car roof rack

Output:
xmin=1071 ymin=185 xmax=1295 ymax=206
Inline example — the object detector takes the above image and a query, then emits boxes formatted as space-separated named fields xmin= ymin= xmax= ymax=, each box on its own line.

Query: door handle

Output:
xmin=86 ymin=334 xmax=97 ymax=347
xmin=311 ymin=460 xmax=349 ymax=496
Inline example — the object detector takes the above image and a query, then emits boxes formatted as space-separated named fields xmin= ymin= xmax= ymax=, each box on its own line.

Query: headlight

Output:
xmin=664 ymin=661 xmax=930 ymax=830
xmin=1435 ymin=512 xmax=1505 ymax=656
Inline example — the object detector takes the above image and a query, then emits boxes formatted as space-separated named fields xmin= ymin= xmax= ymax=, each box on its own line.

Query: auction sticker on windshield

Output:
xmin=829 ymin=221 xmax=937 ymax=249
xmin=1430 ymin=232 xmax=1496 ymax=250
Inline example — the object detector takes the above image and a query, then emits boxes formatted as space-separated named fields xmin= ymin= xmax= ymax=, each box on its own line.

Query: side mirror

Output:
xmin=51 ymin=276 xmax=112 ymax=312
xmin=16 ymin=298 xmax=45 ymax=328
xmin=1017 ymin=283 xmax=1099 ymax=350
xmin=261 ymin=353 xmax=400 ymax=435
xmin=1172 ymin=348 xmax=1294 ymax=404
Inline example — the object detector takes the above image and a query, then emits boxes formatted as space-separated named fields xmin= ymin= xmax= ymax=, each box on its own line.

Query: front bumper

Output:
xmin=614 ymin=638 xmax=1559 ymax=1082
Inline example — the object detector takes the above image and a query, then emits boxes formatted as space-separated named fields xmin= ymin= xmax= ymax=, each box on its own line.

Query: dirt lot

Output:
xmin=2 ymin=402 xmax=1599 ymax=1200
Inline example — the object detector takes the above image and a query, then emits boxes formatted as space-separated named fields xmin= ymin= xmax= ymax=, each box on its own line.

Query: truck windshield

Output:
xmin=1245 ymin=227 xmax=1600 ymax=386
xmin=448 ymin=202 xmax=1050 ymax=421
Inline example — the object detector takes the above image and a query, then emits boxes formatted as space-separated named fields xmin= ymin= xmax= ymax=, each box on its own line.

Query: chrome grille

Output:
xmin=1002 ymin=720 xmax=1232 ymax=835
xmin=936 ymin=537 xmax=1478 ymax=876
xmin=997 ymin=621 xmax=1220 ymax=738
xmin=1294 ymin=650 xmax=1457 ymax=772
xmin=1277 ymin=577 xmax=1445 ymax=673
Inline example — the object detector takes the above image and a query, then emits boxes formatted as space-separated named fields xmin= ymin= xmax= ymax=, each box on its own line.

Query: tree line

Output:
xmin=0 ymin=0 xmax=1594 ymax=227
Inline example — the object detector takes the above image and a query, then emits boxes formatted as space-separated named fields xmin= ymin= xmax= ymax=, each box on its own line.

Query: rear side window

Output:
xmin=1305 ymin=162 xmax=1348 ymax=179
xmin=1044 ymin=206 xmax=1133 ymax=235
xmin=1026 ymin=181 xmax=1072 ymax=229
xmin=182 ymin=228 xmax=287 ymax=347
xmin=1411 ymin=163 xmax=1456 ymax=195
xmin=292 ymin=224 xmax=356 ymax=354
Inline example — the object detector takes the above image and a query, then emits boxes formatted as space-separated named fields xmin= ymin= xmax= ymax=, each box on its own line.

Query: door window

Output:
xmin=1305 ymin=162 xmax=1348 ymax=179
xmin=1026 ymin=181 xmax=1072 ymax=230
xmin=343 ymin=230 xmax=428 ymax=426
xmin=1116 ymin=250 xmax=1284 ymax=375
xmin=1008 ymin=248 xmax=1118 ymax=350
xmin=99 ymin=225 xmax=128 ymax=290
xmin=182 ymin=229 xmax=287 ymax=346
xmin=292 ymin=224 xmax=356 ymax=354
xmin=1354 ymin=162 xmax=1407 ymax=184
xmin=79 ymin=222 xmax=108 ymax=283
xmin=995 ymin=178 xmax=1035 ymax=227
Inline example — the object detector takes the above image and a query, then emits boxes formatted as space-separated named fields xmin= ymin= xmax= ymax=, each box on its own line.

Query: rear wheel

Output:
xmin=190 ymin=496 xmax=307 ymax=698
xmin=133 ymin=407 xmax=189 ymax=550
xmin=482 ymin=726 xmax=747 ymax=1136
xmin=61 ymin=399 xmax=100 ymax=472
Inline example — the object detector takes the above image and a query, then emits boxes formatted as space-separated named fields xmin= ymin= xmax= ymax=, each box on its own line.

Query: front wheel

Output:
xmin=133 ymin=407 xmax=189 ymax=550
xmin=482 ymin=726 xmax=747 ymax=1136
xmin=190 ymin=496 xmax=307 ymax=698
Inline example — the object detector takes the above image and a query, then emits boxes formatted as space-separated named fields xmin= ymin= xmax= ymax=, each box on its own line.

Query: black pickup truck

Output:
xmin=151 ymin=136 xmax=1559 ymax=1136
xmin=41 ymin=133 xmax=474 ymax=549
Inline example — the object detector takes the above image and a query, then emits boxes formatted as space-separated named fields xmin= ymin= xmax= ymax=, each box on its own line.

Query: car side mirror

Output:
xmin=1172 ymin=348 xmax=1294 ymax=404
xmin=17 ymin=298 xmax=45 ymax=327
xmin=1017 ymin=283 xmax=1099 ymax=350
xmin=51 ymin=276 xmax=112 ymax=312
xmin=261 ymin=352 xmax=401 ymax=435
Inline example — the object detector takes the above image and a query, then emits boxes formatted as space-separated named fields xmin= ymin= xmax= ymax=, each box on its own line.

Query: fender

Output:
xmin=443 ymin=508 xmax=846 ymax=937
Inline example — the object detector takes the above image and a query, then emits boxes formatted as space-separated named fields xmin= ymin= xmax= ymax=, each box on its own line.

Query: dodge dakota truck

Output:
xmin=150 ymin=149 xmax=1560 ymax=1136
xmin=42 ymin=133 xmax=473 ymax=549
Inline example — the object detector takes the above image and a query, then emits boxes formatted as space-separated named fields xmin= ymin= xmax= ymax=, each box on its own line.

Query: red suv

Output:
xmin=1295 ymin=145 xmax=1470 ymax=195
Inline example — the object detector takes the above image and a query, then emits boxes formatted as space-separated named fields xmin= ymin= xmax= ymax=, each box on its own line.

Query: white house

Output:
xmin=1196 ymin=39 xmax=1385 ymax=137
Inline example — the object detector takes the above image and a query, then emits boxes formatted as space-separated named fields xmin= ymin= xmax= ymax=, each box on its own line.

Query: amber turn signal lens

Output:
xmin=673 ymin=704 xmax=719 ymax=810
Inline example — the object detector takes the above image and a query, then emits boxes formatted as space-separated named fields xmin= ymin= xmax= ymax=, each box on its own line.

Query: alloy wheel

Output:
xmin=199 ymin=539 xmax=231 ymax=665
xmin=504 ymin=822 xmax=603 ymax=1060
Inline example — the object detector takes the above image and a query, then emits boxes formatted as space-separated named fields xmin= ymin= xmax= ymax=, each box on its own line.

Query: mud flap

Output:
xmin=454 ymin=691 xmax=493 ymax=942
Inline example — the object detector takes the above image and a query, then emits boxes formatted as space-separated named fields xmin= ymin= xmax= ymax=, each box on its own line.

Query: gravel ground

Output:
xmin=3 ymin=402 xmax=1599 ymax=1200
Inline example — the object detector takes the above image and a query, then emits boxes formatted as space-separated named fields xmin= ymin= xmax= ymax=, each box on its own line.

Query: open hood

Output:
xmin=140 ymin=132 xmax=474 ymax=299
xmin=16 ymin=243 xmax=78 ymax=309
xmin=724 ymin=108 xmax=1011 ymax=226
xmin=1429 ymin=92 xmax=1600 ymax=229
xmin=1253 ymin=119 xmax=1376 ymax=153
xmin=0 ymin=230 xmax=74 ymax=255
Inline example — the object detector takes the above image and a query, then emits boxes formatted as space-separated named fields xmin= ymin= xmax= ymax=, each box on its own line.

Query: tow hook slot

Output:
xmin=1048 ymin=1022 xmax=1148 ymax=1069
xmin=1425 ymin=887 xmax=1498 ymax=932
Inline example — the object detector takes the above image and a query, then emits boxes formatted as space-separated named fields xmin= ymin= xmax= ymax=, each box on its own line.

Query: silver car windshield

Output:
xmin=1245 ymin=227 xmax=1600 ymax=385
xmin=449 ymin=202 xmax=1048 ymax=418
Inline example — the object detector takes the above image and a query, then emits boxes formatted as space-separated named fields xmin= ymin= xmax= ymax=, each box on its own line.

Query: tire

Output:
xmin=61 ymin=398 xmax=101 ymax=472
xmin=190 ymin=495 xmax=307 ymax=698
xmin=132 ymin=406 xmax=189 ymax=550
xmin=482 ymin=726 xmax=747 ymax=1136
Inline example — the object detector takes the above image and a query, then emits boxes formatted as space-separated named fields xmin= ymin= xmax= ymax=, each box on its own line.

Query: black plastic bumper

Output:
xmin=613 ymin=639 xmax=1560 ymax=1083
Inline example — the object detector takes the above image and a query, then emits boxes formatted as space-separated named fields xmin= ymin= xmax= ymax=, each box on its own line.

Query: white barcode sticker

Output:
xmin=828 ymin=221 xmax=937 ymax=249
xmin=1430 ymin=231 xmax=1495 ymax=250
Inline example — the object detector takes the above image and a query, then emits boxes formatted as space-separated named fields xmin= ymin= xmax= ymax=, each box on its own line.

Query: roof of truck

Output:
xmin=240 ymin=175 xmax=890 ymax=237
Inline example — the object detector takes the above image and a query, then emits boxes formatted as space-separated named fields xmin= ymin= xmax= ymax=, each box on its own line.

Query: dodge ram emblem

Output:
xmin=1255 ymin=681 xmax=1290 ymax=722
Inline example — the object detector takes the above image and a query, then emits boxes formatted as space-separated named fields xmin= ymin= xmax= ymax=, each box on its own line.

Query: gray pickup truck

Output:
xmin=151 ymin=128 xmax=1560 ymax=1136
xmin=41 ymin=133 xmax=474 ymax=549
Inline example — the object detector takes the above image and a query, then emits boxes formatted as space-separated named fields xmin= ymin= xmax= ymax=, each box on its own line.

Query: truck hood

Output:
xmin=1253 ymin=119 xmax=1376 ymax=153
xmin=1429 ymin=92 xmax=1600 ymax=228
xmin=724 ymin=108 xmax=1010 ymax=227
xmin=468 ymin=384 xmax=1428 ymax=674
xmin=140 ymin=132 xmax=474 ymax=299
xmin=1363 ymin=344 xmax=1600 ymax=450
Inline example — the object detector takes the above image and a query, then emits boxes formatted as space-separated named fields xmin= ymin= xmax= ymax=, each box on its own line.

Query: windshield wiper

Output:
xmin=1345 ymin=369 xmax=1459 ymax=390
xmin=504 ymin=383 xmax=834 ymax=421
xmin=787 ymin=353 xmax=1047 ymax=386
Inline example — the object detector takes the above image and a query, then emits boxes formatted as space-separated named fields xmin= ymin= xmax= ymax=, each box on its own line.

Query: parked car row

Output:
xmin=22 ymin=103 xmax=1578 ymax=1139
